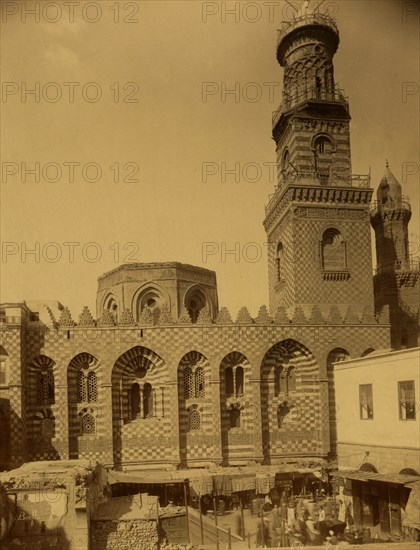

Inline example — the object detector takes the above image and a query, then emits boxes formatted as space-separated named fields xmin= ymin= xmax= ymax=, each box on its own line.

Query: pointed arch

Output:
xmin=68 ymin=352 xmax=100 ymax=459
xmin=112 ymin=346 xmax=168 ymax=466
xmin=28 ymin=355 xmax=56 ymax=406
xmin=178 ymin=351 xmax=211 ymax=466
xmin=261 ymin=339 xmax=316 ymax=460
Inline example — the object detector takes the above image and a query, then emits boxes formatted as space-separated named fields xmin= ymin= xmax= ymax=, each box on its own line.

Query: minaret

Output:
xmin=371 ymin=163 xmax=419 ymax=348
xmin=264 ymin=5 xmax=375 ymax=319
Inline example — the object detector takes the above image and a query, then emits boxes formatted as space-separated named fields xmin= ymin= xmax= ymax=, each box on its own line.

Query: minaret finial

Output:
xmin=385 ymin=159 xmax=389 ymax=168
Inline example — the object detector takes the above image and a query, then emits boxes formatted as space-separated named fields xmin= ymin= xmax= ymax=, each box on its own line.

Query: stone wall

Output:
xmin=337 ymin=442 xmax=420 ymax=474
xmin=91 ymin=520 xmax=158 ymax=550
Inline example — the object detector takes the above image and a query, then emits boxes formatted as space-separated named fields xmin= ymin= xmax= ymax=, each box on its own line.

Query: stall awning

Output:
xmin=403 ymin=481 xmax=420 ymax=529
xmin=108 ymin=470 xmax=188 ymax=485
xmin=330 ymin=470 xmax=371 ymax=482
xmin=330 ymin=470 xmax=420 ymax=486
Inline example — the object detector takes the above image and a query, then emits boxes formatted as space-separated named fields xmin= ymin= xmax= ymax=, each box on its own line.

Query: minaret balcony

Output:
xmin=277 ymin=13 xmax=339 ymax=46
xmin=370 ymin=196 xmax=411 ymax=217
xmin=272 ymin=85 xmax=349 ymax=128
xmin=264 ymin=171 xmax=372 ymax=217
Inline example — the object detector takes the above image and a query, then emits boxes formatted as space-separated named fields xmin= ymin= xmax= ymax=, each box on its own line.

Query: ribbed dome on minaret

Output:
xmin=377 ymin=161 xmax=403 ymax=208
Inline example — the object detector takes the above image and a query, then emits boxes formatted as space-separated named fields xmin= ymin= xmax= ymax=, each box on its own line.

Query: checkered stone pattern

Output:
xmin=1 ymin=326 xmax=26 ymax=467
xmin=267 ymin=212 xmax=296 ymax=312
xmin=4 ymin=318 xmax=390 ymax=469
xmin=219 ymin=352 xmax=257 ymax=463
xmin=178 ymin=351 xmax=221 ymax=466
xmin=112 ymin=345 xmax=176 ymax=466
xmin=260 ymin=339 xmax=325 ymax=459
xmin=292 ymin=213 xmax=375 ymax=310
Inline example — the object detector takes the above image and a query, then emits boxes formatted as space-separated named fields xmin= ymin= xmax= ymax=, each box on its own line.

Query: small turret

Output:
xmin=371 ymin=161 xmax=419 ymax=349
xmin=371 ymin=162 xmax=411 ymax=273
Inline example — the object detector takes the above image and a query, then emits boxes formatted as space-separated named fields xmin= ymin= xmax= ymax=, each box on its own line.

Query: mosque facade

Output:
xmin=0 ymin=6 xmax=418 ymax=474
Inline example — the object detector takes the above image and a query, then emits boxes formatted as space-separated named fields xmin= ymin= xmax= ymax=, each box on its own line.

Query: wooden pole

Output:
xmin=260 ymin=507 xmax=265 ymax=547
xmin=240 ymin=497 xmax=245 ymax=539
xmin=228 ymin=527 xmax=231 ymax=549
xmin=183 ymin=481 xmax=190 ymax=543
xmin=213 ymin=496 xmax=220 ymax=550
xmin=199 ymin=495 xmax=204 ymax=544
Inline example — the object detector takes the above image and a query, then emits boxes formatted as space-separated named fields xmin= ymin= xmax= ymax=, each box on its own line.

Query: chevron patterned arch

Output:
xmin=29 ymin=355 xmax=56 ymax=371
xmin=68 ymin=352 xmax=99 ymax=372
xmin=112 ymin=345 xmax=166 ymax=381
xmin=178 ymin=350 xmax=210 ymax=371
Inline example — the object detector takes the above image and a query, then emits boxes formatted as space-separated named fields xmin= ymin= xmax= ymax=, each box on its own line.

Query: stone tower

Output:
xmin=371 ymin=163 xmax=420 ymax=348
xmin=264 ymin=4 xmax=375 ymax=320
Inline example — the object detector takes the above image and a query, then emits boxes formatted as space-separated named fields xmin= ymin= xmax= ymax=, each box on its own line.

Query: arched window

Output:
xmin=321 ymin=228 xmax=346 ymax=271
xmin=87 ymin=372 xmax=97 ymax=402
xmin=314 ymin=135 xmax=333 ymax=156
xmin=359 ymin=463 xmax=377 ymax=473
xmin=81 ymin=414 xmax=95 ymax=435
xmin=77 ymin=366 xmax=97 ymax=403
xmin=36 ymin=371 xmax=55 ymax=405
xmin=105 ymin=296 xmax=118 ymax=323
xmin=235 ymin=367 xmax=244 ymax=396
xmin=184 ymin=367 xmax=194 ymax=399
xmin=282 ymin=149 xmax=290 ymax=171
xmin=137 ymin=288 xmax=163 ymax=325
xmin=185 ymin=288 xmax=207 ymax=324
xmin=77 ymin=370 xmax=87 ymax=403
xmin=277 ymin=403 xmax=290 ymax=428
xmin=229 ymin=408 xmax=241 ymax=429
xmin=276 ymin=243 xmax=284 ymax=282
xmin=274 ymin=366 xmax=283 ymax=397
xmin=131 ymin=383 xmax=141 ymax=418
xmin=225 ymin=367 xmax=234 ymax=397
xmin=143 ymin=383 xmax=154 ymax=418
xmin=400 ymin=468 xmax=419 ymax=476
xmin=188 ymin=409 xmax=201 ymax=431
xmin=195 ymin=367 xmax=205 ymax=398
xmin=286 ymin=367 xmax=296 ymax=393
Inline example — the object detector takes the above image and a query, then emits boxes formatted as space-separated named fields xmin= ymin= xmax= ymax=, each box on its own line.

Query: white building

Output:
xmin=332 ymin=348 xmax=420 ymax=537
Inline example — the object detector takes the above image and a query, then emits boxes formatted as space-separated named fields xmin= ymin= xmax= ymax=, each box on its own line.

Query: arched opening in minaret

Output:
xmin=276 ymin=243 xmax=284 ymax=282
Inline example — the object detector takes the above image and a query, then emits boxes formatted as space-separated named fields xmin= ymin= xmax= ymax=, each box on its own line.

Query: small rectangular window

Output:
xmin=399 ymin=381 xmax=416 ymax=421
xmin=359 ymin=384 xmax=373 ymax=419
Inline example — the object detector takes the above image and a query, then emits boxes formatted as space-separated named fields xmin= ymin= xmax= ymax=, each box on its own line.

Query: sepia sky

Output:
xmin=1 ymin=0 xmax=419 ymax=318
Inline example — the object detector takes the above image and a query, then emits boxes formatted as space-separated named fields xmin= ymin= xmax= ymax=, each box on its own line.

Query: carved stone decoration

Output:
xmin=58 ymin=306 xmax=76 ymax=327
xmin=97 ymin=310 xmax=115 ymax=327
xmin=138 ymin=307 xmax=154 ymax=326
xmin=235 ymin=307 xmax=253 ymax=325
xmin=327 ymin=305 xmax=342 ymax=324
xmin=78 ymin=306 xmax=96 ymax=327
xmin=361 ymin=305 xmax=377 ymax=325
xmin=196 ymin=307 xmax=213 ymax=325
xmin=119 ymin=308 xmax=135 ymax=326
xmin=255 ymin=305 xmax=272 ymax=325
xmin=177 ymin=307 xmax=192 ymax=324
xmin=158 ymin=304 xmax=174 ymax=325
xmin=344 ymin=306 xmax=360 ymax=324
xmin=274 ymin=306 xmax=290 ymax=324
xmin=292 ymin=306 xmax=307 ymax=324
xmin=308 ymin=305 xmax=324 ymax=324
xmin=216 ymin=307 xmax=233 ymax=325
